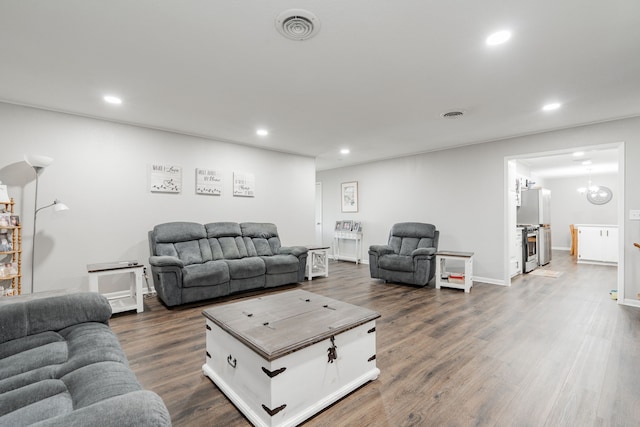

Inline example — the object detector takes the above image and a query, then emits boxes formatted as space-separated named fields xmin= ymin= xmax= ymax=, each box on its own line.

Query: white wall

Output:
xmin=317 ymin=116 xmax=640 ymax=304
xmin=544 ymin=173 xmax=618 ymax=249
xmin=0 ymin=103 xmax=316 ymax=293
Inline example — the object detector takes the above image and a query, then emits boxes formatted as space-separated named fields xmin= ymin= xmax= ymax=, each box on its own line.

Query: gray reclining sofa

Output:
xmin=0 ymin=292 xmax=171 ymax=426
xmin=148 ymin=222 xmax=308 ymax=307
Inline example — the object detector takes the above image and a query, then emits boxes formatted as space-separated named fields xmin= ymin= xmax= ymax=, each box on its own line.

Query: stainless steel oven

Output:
xmin=520 ymin=225 xmax=539 ymax=273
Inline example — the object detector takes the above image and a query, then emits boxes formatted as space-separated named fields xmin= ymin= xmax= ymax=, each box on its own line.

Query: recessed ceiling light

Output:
xmin=542 ymin=102 xmax=561 ymax=111
xmin=582 ymin=160 xmax=593 ymax=165
xmin=103 ymin=95 xmax=122 ymax=105
xmin=256 ymin=129 xmax=269 ymax=136
xmin=573 ymin=151 xmax=585 ymax=157
xmin=340 ymin=149 xmax=350 ymax=155
xmin=486 ymin=30 xmax=511 ymax=46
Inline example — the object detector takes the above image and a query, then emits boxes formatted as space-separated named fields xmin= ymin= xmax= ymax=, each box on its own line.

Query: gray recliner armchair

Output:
xmin=368 ymin=222 xmax=439 ymax=286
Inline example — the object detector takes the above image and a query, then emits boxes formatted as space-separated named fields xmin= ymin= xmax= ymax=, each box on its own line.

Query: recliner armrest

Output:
xmin=369 ymin=245 xmax=394 ymax=256
xmin=412 ymin=247 xmax=436 ymax=257
xmin=279 ymin=246 xmax=308 ymax=257
xmin=149 ymin=255 xmax=184 ymax=268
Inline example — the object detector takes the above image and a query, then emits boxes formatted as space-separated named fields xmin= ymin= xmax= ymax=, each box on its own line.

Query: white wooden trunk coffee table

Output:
xmin=202 ymin=289 xmax=380 ymax=427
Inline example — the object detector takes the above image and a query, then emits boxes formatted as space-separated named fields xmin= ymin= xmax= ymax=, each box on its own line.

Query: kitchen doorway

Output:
xmin=504 ymin=142 xmax=624 ymax=300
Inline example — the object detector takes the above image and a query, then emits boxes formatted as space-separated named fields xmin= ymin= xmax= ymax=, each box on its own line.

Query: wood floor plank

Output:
xmin=109 ymin=251 xmax=640 ymax=426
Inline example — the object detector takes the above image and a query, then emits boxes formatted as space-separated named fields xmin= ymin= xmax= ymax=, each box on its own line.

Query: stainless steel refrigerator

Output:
xmin=517 ymin=188 xmax=552 ymax=265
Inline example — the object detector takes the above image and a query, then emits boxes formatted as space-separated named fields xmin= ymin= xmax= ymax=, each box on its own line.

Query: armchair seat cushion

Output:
xmin=378 ymin=254 xmax=414 ymax=272
xmin=261 ymin=254 xmax=300 ymax=275
xmin=183 ymin=261 xmax=229 ymax=288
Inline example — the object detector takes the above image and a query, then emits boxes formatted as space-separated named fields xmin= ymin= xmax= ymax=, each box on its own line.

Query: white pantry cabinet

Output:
xmin=576 ymin=224 xmax=618 ymax=265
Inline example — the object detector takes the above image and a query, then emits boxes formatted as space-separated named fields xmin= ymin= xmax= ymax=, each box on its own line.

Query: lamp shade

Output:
xmin=53 ymin=199 xmax=69 ymax=212
xmin=24 ymin=154 xmax=54 ymax=169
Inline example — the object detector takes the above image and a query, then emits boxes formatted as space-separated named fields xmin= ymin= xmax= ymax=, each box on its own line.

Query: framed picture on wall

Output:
xmin=341 ymin=181 xmax=358 ymax=212
xmin=149 ymin=164 xmax=182 ymax=193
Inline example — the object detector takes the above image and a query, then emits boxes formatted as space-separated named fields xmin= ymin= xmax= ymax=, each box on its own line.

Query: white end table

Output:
xmin=435 ymin=251 xmax=474 ymax=293
xmin=87 ymin=261 xmax=144 ymax=313
xmin=305 ymin=245 xmax=330 ymax=280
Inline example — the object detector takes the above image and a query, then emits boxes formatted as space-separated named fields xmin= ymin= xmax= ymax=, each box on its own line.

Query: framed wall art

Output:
xmin=233 ymin=172 xmax=255 ymax=197
xmin=149 ymin=164 xmax=182 ymax=193
xmin=196 ymin=168 xmax=223 ymax=195
xmin=341 ymin=181 xmax=358 ymax=212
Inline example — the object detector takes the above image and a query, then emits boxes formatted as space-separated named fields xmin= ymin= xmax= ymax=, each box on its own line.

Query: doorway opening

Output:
xmin=504 ymin=142 xmax=624 ymax=301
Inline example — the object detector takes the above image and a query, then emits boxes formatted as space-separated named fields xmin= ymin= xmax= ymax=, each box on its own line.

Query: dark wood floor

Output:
xmin=109 ymin=251 xmax=640 ymax=426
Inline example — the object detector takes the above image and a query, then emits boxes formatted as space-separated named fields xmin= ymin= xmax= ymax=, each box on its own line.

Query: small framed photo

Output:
xmin=335 ymin=221 xmax=342 ymax=231
xmin=10 ymin=215 xmax=19 ymax=227
xmin=0 ymin=214 xmax=10 ymax=228
xmin=341 ymin=181 xmax=358 ymax=212
xmin=342 ymin=220 xmax=353 ymax=231
xmin=353 ymin=221 xmax=362 ymax=232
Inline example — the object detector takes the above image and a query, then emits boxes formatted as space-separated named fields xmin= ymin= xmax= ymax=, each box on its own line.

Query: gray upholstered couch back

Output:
xmin=388 ymin=222 xmax=439 ymax=255
xmin=150 ymin=221 xmax=287 ymax=264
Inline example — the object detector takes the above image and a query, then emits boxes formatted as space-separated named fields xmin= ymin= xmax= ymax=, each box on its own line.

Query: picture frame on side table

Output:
xmin=341 ymin=181 xmax=358 ymax=212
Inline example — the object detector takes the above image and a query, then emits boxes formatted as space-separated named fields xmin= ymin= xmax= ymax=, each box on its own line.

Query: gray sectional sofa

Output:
xmin=148 ymin=222 xmax=308 ymax=307
xmin=0 ymin=292 xmax=171 ymax=426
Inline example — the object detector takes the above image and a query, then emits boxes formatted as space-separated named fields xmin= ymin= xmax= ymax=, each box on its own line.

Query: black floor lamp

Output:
xmin=25 ymin=154 xmax=69 ymax=293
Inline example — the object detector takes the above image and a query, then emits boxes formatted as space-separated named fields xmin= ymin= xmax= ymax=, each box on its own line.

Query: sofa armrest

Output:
xmin=149 ymin=255 xmax=184 ymax=268
xmin=0 ymin=292 xmax=112 ymax=345
xmin=368 ymin=245 xmax=394 ymax=256
xmin=279 ymin=246 xmax=308 ymax=257
xmin=32 ymin=390 xmax=171 ymax=427
xmin=412 ymin=247 xmax=436 ymax=258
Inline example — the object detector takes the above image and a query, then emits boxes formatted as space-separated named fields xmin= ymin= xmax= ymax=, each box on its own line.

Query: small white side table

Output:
xmin=305 ymin=246 xmax=330 ymax=281
xmin=435 ymin=251 xmax=474 ymax=293
xmin=87 ymin=261 xmax=144 ymax=313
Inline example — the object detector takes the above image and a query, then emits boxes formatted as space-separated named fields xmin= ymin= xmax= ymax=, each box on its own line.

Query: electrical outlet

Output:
xmin=629 ymin=210 xmax=640 ymax=220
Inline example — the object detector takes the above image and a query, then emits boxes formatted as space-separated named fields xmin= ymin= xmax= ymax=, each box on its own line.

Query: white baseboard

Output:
xmin=621 ymin=298 xmax=640 ymax=308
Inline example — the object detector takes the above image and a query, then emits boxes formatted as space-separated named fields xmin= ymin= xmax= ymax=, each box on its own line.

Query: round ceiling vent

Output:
xmin=441 ymin=110 xmax=465 ymax=119
xmin=275 ymin=9 xmax=320 ymax=41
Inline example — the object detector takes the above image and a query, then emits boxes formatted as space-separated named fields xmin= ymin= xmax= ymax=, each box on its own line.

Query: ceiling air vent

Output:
xmin=441 ymin=110 xmax=465 ymax=119
xmin=275 ymin=9 xmax=320 ymax=41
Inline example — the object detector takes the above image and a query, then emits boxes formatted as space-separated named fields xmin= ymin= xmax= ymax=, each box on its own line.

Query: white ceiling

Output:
xmin=518 ymin=147 xmax=619 ymax=179
xmin=1 ymin=1 xmax=639 ymax=171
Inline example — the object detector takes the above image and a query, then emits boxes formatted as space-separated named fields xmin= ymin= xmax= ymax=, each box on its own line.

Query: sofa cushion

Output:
xmin=0 ymin=293 xmax=111 ymax=345
xmin=173 ymin=240 xmax=206 ymax=265
xmin=225 ymin=258 xmax=266 ymax=279
xmin=61 ymin=361 xmax=142 ymax=409
xmin=0 ymin=331 xmax=63 ymax=360
xmin=379 ymin=254 xmax=414 ymax=272
xmin=0 ymin=379 xmax=72 ymax=422
xmin=241 ymin=223 xmax=282 ymax=256
xmin=182 ymin=261 xmax=229 ymax=288
xmin=261 ymin=255 xmax=300 ymax=275
xmin=153 ymin=221 xmax=206 ymax=243
xmin=205 ymin=222 xmax=242 ymax=238
xmin=0 ymin=341 xmax=68 ymax=380
xmin=215 ymin=237 xmax=249 ymax=260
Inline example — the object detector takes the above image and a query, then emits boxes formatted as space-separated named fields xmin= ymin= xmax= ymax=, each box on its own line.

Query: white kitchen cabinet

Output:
xmin=577 ymin=225 xmax=618 ymax=265
xmin=511 ymin=227 xmax=523 ymax=277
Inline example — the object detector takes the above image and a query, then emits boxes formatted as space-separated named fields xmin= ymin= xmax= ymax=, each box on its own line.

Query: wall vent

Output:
xmin=441 ymin=111 xmax=465 ymax=119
